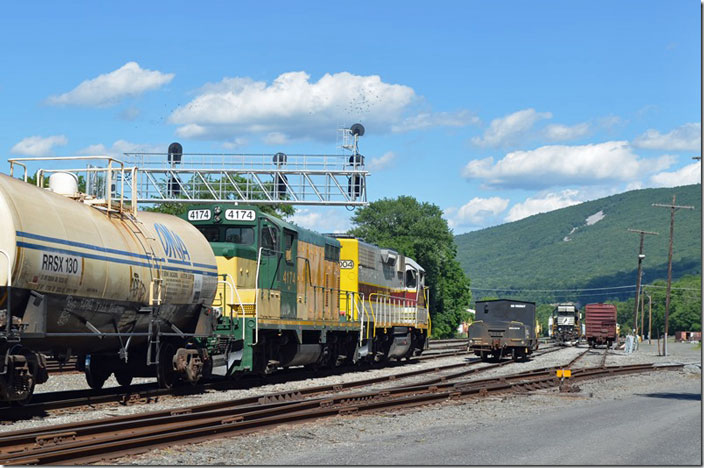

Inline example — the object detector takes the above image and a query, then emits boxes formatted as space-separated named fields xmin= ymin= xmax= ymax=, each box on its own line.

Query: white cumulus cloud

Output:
xmin=462 ymin=141 xmax=674 ymax=189
xmin=11 ymin=135 xmax=68 ymax=156
xmin=288 ymin=208 xmax=352 ymax=233
xmin=169 ymin=72 xmax=473 ymax=141
xmin=170 ymin=71 xmax=417 ymax=140
xmin=505 ymin=190 xmax=581 ymax=222
xmin=367 ymin=151 xmax=396 ymax=171
xmin=222 ymin=138 xmax=249 ymax=150
xmin=79 ymin=140 xmax=165 ymax=158
xmin=471 ymin=108 xmax=552 ymax=147
xmin=391 ymin=110 xmax=479 ymax=132
xmin=544 ymin=122 xmax=590 ymax=141
xmin=262 ymin=132 xmax=289 ymax=145
xmin=445 ymin=197 xmax=509 ymax=229
xmin=650 ymin=161 xmax=701 ymax=187
xmin=632 ymin=123 xmax=701 ymax=151
xmin=46 ymin=62 xmax=174 ymax=107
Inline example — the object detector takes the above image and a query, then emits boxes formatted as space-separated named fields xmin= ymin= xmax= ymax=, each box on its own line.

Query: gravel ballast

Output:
xmin=2 ymin=340 xmax=700 ymax=465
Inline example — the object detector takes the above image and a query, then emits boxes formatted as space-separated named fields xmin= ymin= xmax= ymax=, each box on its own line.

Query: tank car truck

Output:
xmin=551 ymin=303 xmax=581 ymax=345
xmin=468 ymin=299 xmax=538 ymax=361
xmin=0 ymin=161 xmax=219 ymax=403
xmin=182 ymin=205 xmax=429 ymax=379
xmin=584 ymin=303 xmax=618 ymax=348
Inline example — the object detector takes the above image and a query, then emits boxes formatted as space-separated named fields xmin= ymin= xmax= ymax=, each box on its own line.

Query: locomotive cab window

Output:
xmin=284 ymin=230 xmax=294 ymax=264
xmin=225 ymin=227 xmax=254 ymax=245
xmin=261 ymin=225 xmax=278 ymax=255
xmin=405 ymin=269 xmax=417 ymax=288
xmin=324 ymin=244 xmax=340 ymax=262
xmin=197 ymin=226 xmax=220 ymax=242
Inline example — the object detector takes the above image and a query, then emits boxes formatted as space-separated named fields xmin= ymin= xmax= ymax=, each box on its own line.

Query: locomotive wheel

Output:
xmin=157 ymin=342 xmax=177 ymax=389
xmin=114 ymin=370 xmax=133 ymax=387
xmin=84 ymin=355 xmax=110 ymax=390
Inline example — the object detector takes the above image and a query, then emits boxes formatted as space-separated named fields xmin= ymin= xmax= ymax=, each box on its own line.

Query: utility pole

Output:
xmin=652 ymin=196 xmax=694 ymax=356
xmin=647 ymin=294 xmax=652 ymax=345
xmin=640 ymin=289 xmax=645 ymax=340
xmin=627 ymin=229 xmax=658 ymax=340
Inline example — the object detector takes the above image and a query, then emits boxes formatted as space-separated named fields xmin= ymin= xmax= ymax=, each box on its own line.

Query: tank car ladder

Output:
xmin=122 ymin=214 xmax=166 ymax=367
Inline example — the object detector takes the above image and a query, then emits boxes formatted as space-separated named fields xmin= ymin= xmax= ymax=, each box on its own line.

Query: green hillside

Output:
xmin=456 ymin=184 xmax=701 ymax=303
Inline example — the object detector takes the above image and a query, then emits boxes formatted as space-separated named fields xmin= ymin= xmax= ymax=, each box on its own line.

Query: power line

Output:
xmin=642 ymin=284 xmax=702 ymax=292
xmin=470 ymin=285 xmax=637 ymax=292
xmin=470 ymin=284 xmax=700 ymax=293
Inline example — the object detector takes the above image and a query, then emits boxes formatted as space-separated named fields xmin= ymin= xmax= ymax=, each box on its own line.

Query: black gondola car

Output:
xmin=468 ymin=299 xmax=539 ymax=361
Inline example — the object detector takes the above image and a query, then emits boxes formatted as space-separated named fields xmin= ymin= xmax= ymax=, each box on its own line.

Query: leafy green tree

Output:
xmin=349 ymin=196 xmax=472 ymax=338
xmin=606 ymin=274 xmax=701 ymax=337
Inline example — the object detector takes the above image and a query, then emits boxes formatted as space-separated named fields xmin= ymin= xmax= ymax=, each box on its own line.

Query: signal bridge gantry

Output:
xmin=8 ymin=125 xmax=370 ymax=210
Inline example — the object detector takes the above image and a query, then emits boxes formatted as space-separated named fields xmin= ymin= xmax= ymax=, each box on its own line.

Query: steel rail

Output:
xmin=0 ymin=347 xmax=483 ymax=418
xmin=0 ymin=362 xmax=682 ymax=466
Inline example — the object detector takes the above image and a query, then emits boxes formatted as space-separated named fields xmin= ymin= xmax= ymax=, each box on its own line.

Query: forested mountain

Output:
xmin=456 ymin=184 xmax=701 ymax=304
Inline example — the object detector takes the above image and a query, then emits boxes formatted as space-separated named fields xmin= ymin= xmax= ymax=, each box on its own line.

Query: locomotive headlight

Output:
xmin=214 ymin=215 xmax=221 ymax=223
xmin=214 ymin=206 xmax=222 ymax=215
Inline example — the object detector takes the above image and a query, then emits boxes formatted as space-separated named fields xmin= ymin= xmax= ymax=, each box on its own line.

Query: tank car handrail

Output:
xmin=0 ymin=249 xmax=11 ymax=343
xmin=8 ymin=161 xmax=27 ymax=181
xmin=10 ymin=156 xmax=131 ymax=214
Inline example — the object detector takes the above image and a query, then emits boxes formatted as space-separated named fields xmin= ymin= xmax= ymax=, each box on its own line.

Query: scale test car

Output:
xmin=468 ymin=299 xmax=539 ymax=361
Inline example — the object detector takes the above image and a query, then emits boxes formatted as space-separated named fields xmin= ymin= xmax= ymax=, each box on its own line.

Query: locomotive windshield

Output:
xmin=197 ymin=226 xmax=220 ymax=242
xmin=225 ymin=227 xmax=254 ymax=245
xmin=195 ymin=226 xmax=255 ymax=245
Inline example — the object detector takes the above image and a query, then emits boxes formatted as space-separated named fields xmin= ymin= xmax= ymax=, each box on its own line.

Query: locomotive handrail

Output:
xmin=217 ymin=275 xmax=247 ymax=341
xmin=254 ymin=247 xmax=263 ymax=346
xmin=369 ymin=292 xmax=418 ymax=328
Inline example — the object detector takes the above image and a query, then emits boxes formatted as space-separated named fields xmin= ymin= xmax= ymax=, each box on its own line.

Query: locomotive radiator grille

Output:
xmin=230 ymin=304 xmax=256 ymax=317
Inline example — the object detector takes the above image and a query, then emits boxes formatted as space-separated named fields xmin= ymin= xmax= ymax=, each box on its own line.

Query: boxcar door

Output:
xmin=280 ymin=229 xmax=298 ymax=319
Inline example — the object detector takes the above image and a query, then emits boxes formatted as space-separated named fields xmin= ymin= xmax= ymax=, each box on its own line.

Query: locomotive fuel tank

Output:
xmin=0 ymin=173 xmax=218 ymax=356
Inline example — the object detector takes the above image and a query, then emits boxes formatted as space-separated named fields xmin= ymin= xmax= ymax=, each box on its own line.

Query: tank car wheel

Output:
xmin=84 ymin=355 xmax=110 ymax=390
xmin=114 ymin=370 xmax=133 ymax=387
xmin=157 ymin=343 xmax=177 ymax=389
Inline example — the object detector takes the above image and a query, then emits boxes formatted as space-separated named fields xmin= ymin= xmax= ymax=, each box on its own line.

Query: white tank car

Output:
xmin=0 ymin=173 xmax=218 ymax=400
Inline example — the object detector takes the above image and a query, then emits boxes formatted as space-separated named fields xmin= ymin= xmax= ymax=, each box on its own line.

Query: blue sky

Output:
xmin=1 ymin=1 xmax=700 ymax=234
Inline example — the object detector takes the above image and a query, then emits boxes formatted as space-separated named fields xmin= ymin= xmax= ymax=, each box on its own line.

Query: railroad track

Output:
xmin=0 ymin=343 xmax=561 ymax=422
xmin=0 ymin=349 xmax=480 ymax=420
xmin=0 ymin=347 xmax=561 ymax=421
xmin=0 ymin=360 xmax=682 ymax=465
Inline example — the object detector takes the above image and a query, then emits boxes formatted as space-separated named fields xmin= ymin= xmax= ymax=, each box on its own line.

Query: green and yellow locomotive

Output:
xmin=184 ymin=204 xmax=429 ymax=379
